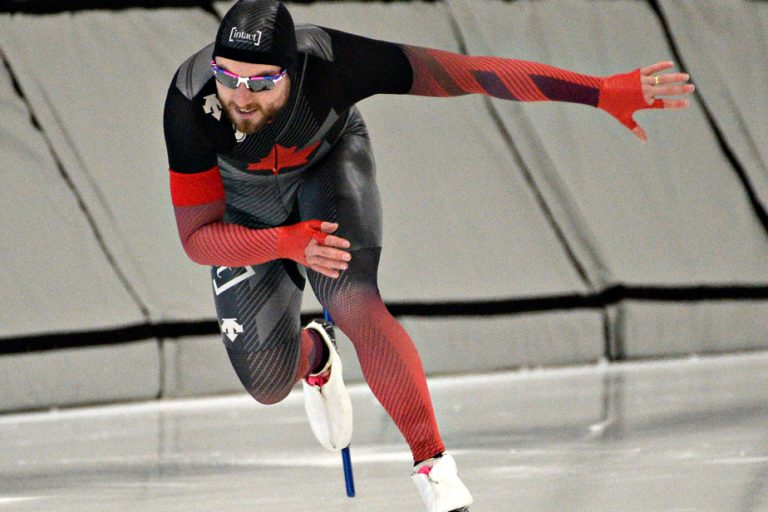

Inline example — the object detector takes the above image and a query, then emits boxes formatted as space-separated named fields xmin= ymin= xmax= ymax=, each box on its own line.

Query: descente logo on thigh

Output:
xmin=229 ymin=27 xmax=263 ymax=46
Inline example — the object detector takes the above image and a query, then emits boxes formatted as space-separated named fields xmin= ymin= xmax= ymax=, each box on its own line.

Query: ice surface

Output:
xmin=1 ymin=353 xmax=767 ymax=511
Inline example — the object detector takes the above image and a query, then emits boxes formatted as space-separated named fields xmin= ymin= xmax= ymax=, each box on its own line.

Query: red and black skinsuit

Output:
xmin=163 ymin=24 xmax=652 ymax=463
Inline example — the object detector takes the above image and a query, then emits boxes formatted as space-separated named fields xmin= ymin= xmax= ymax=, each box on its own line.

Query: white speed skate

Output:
xmin=302 ymin=319 xmax=353 ymax=451
xmin=412 ymin=453 xmax=473 ymax=512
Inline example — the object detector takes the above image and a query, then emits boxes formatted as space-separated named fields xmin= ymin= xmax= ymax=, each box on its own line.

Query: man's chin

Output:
xmin=233 ymin=118 xmax=268 ymax=135
xmin=225 ymin=110 xmax=270 ymax=135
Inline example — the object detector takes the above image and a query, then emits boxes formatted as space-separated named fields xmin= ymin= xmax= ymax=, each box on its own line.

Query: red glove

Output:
xmin=598 ymin=68 xmax=664 ymax=137
xmin=275 ymin=220 xmax=328 ymax=266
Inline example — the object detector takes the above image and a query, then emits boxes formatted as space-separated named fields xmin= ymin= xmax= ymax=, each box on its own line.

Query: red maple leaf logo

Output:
xmin=247 ymin=141 xmax=321 ymax=174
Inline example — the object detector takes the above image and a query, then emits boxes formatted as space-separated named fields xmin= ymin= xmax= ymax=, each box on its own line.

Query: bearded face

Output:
xmin=213 ymin=57 xmax=291 ymax=135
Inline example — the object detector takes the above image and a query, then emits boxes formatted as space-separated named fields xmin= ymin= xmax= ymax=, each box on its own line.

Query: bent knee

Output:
xmin=235 ymin=369 xmax=295 ymax=405
xmin=226 ymin=347 xmax=297 ymax=406
xmin=247 ymin=384 xmax=292 ymax=406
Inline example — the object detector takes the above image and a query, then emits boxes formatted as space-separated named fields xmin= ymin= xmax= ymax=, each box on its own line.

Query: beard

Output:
xmin=222 ymin=83 xmax=291 ymax=135
xmin=222 ymin=102 xmax=274 ymax=134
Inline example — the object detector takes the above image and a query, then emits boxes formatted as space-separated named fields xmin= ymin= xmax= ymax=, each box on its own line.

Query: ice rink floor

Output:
xmin=2 ymin=352 xmax=767 ymax=512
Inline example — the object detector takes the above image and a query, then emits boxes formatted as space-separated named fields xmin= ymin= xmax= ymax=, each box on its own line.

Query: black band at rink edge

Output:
xmin=3 ymin=284 xmax=768 ymax=355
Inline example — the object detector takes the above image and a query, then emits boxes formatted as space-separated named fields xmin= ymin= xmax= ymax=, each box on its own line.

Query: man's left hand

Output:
xmin=598 ymin=61 xmax=696 ymax=143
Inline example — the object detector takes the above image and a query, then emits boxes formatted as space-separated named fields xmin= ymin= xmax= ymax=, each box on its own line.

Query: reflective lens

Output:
xmin=212 ymin=69 xmax=239 ymax=89
xmin=245 ymin=76 xmax=279 ymax=92
xmin=211 ymin=61 xmax=286 ymax=92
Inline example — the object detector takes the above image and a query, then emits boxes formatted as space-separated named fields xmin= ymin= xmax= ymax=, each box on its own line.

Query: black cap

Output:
xmin=213 ymin=0 xmax=297 ymax=76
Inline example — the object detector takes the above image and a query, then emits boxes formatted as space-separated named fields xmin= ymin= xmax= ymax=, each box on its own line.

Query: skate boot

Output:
xmin=412 ymin=453 xmax=473 ymax=512
xmin=302 ymin=319 xmax=353 ymax=451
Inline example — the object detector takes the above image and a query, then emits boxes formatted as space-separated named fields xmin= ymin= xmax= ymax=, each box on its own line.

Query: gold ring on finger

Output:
xmin=654 ymin=75 xmax=660 ymax=86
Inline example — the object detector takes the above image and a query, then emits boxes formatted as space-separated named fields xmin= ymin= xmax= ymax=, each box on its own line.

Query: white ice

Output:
xmin=1 ymin=352 xmax=767 ymax=511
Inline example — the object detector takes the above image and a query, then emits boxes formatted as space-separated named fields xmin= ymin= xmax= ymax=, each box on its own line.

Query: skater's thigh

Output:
xmin=298 ymin=108 xmax=382 ymax=251
xmin=211 ymin=260 xmax=304 ymax=354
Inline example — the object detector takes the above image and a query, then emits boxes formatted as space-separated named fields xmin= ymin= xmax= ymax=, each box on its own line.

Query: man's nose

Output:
xmin=234 ymin=84 xmax=255 ymax=104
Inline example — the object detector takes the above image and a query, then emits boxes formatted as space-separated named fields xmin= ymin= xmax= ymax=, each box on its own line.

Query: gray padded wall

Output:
xmin=447 ymin=0 xmax=768 ymax=357
xmin=0 ymin=342 xmax=161 ymax=410
xmin=0 ymin=9 xmax=229 ymax=406
xmin=0 ymin=45 xmax=159 ymax=410
xmin=0 ymin=52 xmax=145 ymax=336
xmin=161 ymin=334 xmax=243 ymax=397
xmin=0 ymin=9 xmax=218 ymax=323
xmin=658 ymin=0 xmax=768 ymax=214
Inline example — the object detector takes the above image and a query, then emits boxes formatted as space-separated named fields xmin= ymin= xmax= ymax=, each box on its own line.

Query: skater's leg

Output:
xmin=212 ymin=261 xmax=322 ymax=405
xmin=309 ymin=248 xmax=445 ymax=462
xmin=299 ymin=110 xmax=445 ymax=462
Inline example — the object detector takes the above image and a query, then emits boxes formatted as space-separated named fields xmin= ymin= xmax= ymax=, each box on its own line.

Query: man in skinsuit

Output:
xmin=163 ymin=1 xmax=694 ymax=510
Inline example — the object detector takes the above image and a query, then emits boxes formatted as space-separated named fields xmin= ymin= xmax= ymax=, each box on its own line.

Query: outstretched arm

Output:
xmin=400 ymin=45 xmax=694 ymax=142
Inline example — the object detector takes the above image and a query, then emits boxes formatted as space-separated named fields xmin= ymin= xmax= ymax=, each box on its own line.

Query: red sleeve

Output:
xmin=169 ymin=167 xmax=329 ymax=267
xmin=400 ymin=45 xmax=601 ymax=106
xmin=399 ymin=45 xmax=666 ymax=135
xmin=169 ymin=167 xmax=282 ymax=266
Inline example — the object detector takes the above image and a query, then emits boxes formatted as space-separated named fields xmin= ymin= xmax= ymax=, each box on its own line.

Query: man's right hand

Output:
xmin=276 ymin=220 xmax=351 ymax=278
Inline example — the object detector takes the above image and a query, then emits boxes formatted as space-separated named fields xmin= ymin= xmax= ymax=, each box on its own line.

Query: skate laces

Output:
xmin=413 ymin=453 xmax=445 ymax=481
xmin=414 ymin=457 xmax=439 ymax=478
xmin=415 ymin=462 xmax=441 ymax=484
xmin=306 ymin=368 xmax=331 ymax=387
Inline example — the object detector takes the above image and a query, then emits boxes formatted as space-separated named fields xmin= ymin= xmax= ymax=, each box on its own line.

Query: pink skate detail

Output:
xmin=417 ymin=465 xmax=432 ymax=476
xmin=306 ymin=370 xmax=330 ymax=387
